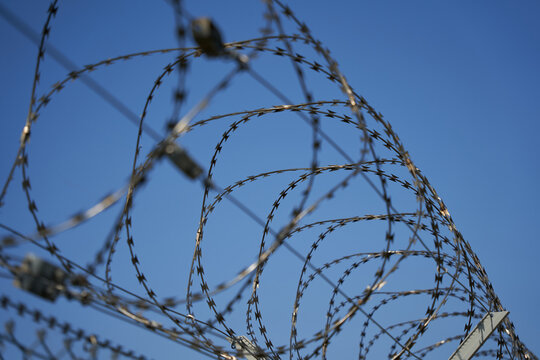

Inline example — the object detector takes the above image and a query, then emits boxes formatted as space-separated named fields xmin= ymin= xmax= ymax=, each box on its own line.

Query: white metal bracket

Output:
xmin=448 ymin=311 xmax=509 ymax=360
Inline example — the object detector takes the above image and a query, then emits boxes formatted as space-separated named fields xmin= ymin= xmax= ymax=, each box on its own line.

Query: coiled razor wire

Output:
xmin=0 ymin=1 xmax=537 ymax=359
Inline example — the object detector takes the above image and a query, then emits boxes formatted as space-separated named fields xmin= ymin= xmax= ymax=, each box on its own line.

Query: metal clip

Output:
xmin=191 ymin=17 xmax=249 ymax=67
xmin=13 ymin=253 xmax=67 ymax=301
xmin=226 ymin=336 xmax=267 ymax=360
xmin=161 ymin=141 xmax=203 ymax=180
xmin=191 ymin=17 xmax=226 ymax=57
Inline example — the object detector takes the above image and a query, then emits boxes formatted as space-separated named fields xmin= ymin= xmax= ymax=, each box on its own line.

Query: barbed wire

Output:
xmin=0 ymin=1 xmax=537 ymax=359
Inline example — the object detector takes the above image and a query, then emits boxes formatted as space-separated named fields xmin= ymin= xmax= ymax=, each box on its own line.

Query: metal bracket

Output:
xmin=448 ymin=311 xmax=509 ymax=360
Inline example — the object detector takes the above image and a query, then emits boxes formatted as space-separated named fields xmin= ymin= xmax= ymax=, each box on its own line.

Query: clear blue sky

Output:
xmin=0 ymin=1 xmax=538 ymax=359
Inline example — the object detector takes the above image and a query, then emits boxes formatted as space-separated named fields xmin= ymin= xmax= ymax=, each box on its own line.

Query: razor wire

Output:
xmin=0 ymin=1 xmax=537 ymax=359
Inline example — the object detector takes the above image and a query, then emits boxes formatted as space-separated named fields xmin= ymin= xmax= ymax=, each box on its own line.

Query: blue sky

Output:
xmin=0 ymin=1 xmax=538 ymax=359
